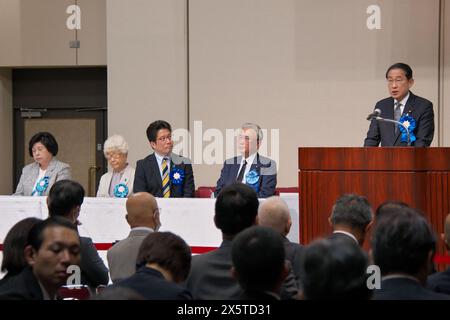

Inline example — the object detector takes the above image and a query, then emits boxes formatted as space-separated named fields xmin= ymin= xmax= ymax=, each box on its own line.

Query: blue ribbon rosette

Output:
xmin=114 ymin=183 xmax=129 ymax=198
xmin=245 ymin=170 xmax=260 ymax=193
xmin=32 ymin=176 xmax=50 ymax=196
xmin=170 ymin=168 xmax=185 ymax=185
xmin=398 ymin=115 xmax=417 ymax=144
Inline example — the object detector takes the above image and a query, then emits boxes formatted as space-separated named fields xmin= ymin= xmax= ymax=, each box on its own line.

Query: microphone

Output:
xmin=366 ymin=108 xmax=381 ymax=120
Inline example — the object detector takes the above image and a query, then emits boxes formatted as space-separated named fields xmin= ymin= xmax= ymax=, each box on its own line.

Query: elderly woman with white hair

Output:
xmin=97 ymin=135 xmax=135 ymax=198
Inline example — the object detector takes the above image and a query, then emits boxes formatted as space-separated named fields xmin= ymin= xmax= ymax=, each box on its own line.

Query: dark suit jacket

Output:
xmin=80 ymin=236 xmax=109 ymax=289
xmin=284 ymin=237 xmax=304 ymax=289
xmin=133 ymin=153 xmax=195 ymax=197
xmin=215 ymin=154 xmax=277 ymax=198
xmin=0 ymin=267 xmax=43 ymax=300
xmin=427 ymin=267 xmax=450 ymax=295
xmin=112 ymin=267 xmax=192 ymax=300
xmin=364 ymin=91 xmax=434 ymax=147
xmin=373 ymin=277 xmax=450 ymax=300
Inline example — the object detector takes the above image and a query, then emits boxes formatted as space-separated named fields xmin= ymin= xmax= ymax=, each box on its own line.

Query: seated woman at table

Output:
xmin=97 ymin=134 xmax=135 ymax=198
xmin=14 ymin=132 xmax=71 ymax=196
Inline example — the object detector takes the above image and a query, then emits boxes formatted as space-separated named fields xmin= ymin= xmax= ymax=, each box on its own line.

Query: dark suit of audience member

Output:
xmin=111 ymin=232 xmax=192 ymax=300
xmin=80 ymin=237 xmax=109 ymax=288
xmin=215 ymin=123 xmax=277 ymax=198
xmin=107 ymin=192 xmax=160 ymax=283
xmin=133 ymin=120 xmax=194 ymax=197
xmin=364 ymin=63 xmax=434 ymax=147
xmin=375 ymin=277 xmax=449 ymax=300
xmin=0 ymin=267 xmax=44 ymax=300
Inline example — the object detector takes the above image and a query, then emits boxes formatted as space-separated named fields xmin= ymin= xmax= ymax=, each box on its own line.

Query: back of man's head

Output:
xmin=330 ymin=194 xmax=373 ymax=233
xmin=231 ymin=226 xmax=286 ymax=294
xmin=27 ymin=217 xmax=78 ymax=252
xmin=214 ymin=183 xmax=259 ymax=236
xmin=258 ymin=196 xmax=291 ymax=236
xmin=302 ymin=238 xmax=370 ymax=300
xmin=125 ymin=192 xmax=160 ymax=230
xmin=47 ymin=180 xmax=84 ymax=219
xmin=372 ymin=207 xmax=436 ymax=282
xmin=137 ymin=232 xmax=191 ymax=284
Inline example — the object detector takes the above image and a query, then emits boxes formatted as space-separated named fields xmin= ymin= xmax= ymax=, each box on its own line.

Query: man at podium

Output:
xmin=364 ymin=63 xmax=434 ymax=147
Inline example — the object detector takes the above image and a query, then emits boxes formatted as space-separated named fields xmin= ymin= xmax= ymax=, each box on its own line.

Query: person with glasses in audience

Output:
xmin=97 ymin=134 xmax=135 ymax=198
xmin=364 ymin=62 xmax=434 ymax=147
xmin=133 ymin=120 xmax=195 ymax=197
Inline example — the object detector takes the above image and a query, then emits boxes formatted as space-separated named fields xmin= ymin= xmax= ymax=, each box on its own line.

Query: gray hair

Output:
xmin=241 ymin=123 xmax=263 ymax=143
xmin=103 ymin=134 xmax=129 ymax=156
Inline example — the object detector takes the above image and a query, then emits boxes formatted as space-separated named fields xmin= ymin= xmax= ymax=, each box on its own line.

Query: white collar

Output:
xmin=332 ymin=230 xmax=358 ymax=244
xmin=394 ymin=92 xmax=410 ymax=107
xmin=382 ymin=274 xmax=420 ymax=283
xmin=131 ymin=226 xmax=154 ymax=232
xmin=154 ymin=152 xmax=171 ymax=165
xmin=241 ymin=152 xmax=257 ymax=166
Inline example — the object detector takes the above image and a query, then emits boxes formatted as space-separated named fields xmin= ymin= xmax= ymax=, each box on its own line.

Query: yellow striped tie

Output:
xmin=162 ymin=158 xmax=170 ymax=198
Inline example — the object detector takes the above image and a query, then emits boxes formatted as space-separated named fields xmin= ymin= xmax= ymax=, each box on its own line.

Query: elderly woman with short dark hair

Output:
xmin=97 ymin=134 xmax=135 ymax=198
xmin=13 ymin=132 xmax=71 ymax=196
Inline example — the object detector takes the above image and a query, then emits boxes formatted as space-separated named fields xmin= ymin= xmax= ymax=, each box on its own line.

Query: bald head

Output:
xmin=258 ymin=197 xmax=291 ymax=236
xmin=444 ymin=213 xmax=450 ymax=245
xmin=125 ymin=192 xmax=160 ymax=230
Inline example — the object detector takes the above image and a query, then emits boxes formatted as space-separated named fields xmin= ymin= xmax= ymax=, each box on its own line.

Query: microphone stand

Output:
xmin=373 ymin=116 xmax=411 ymax=146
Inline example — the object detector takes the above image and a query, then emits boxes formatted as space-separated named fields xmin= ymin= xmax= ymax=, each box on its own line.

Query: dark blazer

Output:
xmin=284 ymin=237 xmax=304 ymax=289
xmin=112 ymin=267 xmax=192 ymax=300
xmin=0 ymin=267 xmax=43 ymax=300
xmin=427 ymin=267 xmax=450 ymax=295
xmin=133 ymin=153 xmax=195 ymax=197
xmin=373 ymin=277 xmax=450 ymax=300
xmin=364 ymin=91 xmax=434 ymax=147
xmin=215 ymin=153 xmax=277 ymax=198
xmin=80 ymin=236 xmax=109 ymax=289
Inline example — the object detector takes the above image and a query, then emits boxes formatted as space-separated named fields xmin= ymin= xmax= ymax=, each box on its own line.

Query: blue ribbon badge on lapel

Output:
xmin=114 ymin=183 xmax=129 ymax=198
xmin=245 ymin=170 xmax=260 ymax=193
xmin=32 ymin=176 xmax=50 ymax=196
xmin=398 ymin=115 xmax=417 ymax=144
xmin=170 ymin=168 xmax=185 ymax=185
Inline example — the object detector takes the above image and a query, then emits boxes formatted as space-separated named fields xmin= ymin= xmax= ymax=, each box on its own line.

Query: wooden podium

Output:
xmin=298 ymin=147 xmax=450 ymax=255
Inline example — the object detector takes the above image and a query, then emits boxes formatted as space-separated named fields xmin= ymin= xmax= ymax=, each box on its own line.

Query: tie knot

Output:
xmin=395 ymin=102 xmax=402 ymax=108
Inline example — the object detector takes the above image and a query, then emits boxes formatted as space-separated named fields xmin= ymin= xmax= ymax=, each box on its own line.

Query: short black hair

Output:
xmin=375 ymin=200 xmax=409 ymax=224
xmin=372 ymin=207 xmax=436 ymax=276
xmin=137 ymin=232 xmax=191 ymax=283
xmin=27 ymin=217 xmax=78 ymax=252
xmin=47 ymin=180 xmax=85 ymax=218
xmin=1 ymin=217 xmax=42 ymax=274
xmin=214 ymin=182 xmax=259 ymax=235
xmin=28 ymin=132 xmax=59 ymax=157
xmin=231 ymin=226 xmax=285 ymax=293
xmin=330 ymin=194 xmax=373 ymax=231
xmin=146 ymin=120 xmax=172 ymax=143
xmin=385 ymin=62 xmax=413 ymax=80
xmin=302 ymin=238 xmax=371 ymax=300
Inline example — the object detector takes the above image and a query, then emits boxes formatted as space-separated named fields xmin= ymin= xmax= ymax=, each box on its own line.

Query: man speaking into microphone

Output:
xmin=364 ymin=63 xmax=434 ymax=147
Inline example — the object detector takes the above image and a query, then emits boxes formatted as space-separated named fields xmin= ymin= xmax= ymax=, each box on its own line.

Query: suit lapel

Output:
xmin=393 ymin=92 xmax=415 ymax=145
xmin=231 ymin=156 xmax=243 ymax=181
xmin=149 ymin=154 xmax=163 ymax=188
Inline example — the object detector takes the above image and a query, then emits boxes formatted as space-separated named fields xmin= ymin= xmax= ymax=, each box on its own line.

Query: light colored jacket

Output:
xmin=96 ymin=165 xmax=135 ymax=197
xmin=13 ymin=158 xmax=71 ymax=196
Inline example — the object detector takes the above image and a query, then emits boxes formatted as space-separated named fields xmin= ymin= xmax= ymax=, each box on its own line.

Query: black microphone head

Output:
xmin=374 ymin=108 xmax=381 ymax=116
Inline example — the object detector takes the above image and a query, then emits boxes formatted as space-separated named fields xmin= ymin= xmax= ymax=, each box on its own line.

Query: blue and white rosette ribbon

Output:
xmin=114 ymin=183 xmax=129 ymax=198
xmin=398 ymin=115 xmax=417 ymax=144
xmin=32 ymin=176 xmax=50 ymax=196
xmin=170 ymin=168 xmax=185 ymax=185
xmin=245 ymin=170 xmax=260 ymax=193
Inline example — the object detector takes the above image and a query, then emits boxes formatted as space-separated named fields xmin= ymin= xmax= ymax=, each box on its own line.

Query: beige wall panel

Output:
xmin=0 ymin=1 xmax=21 ymax=66
xmin=0 ymin=69 xmax=12 ymax=194
xmin=189 ymin=0 xmax=440 ymax=187
xmin=77 ymin=0 xmax=106 ymax=66
xmin=107 ymin=0 xmax=188 ymax=168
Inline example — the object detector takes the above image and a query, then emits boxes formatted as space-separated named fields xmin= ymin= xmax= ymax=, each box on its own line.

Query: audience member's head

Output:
xmin=258 ymin=196 xmax=291 ymax=236
xmin=125 ymin=192 xmax=161 ymax=231
xmin=444 ymin=213 xmax=450 ymax=252
xmin=92 ymin=287 xmax=144 ymax=300
xmin=329 ymin=194 xmax=373 ymax=246
xmin=1 ymin=217 xmax=42 ymax=276
xmin=47 ymin=180 xmax=85 ymax=225
xmin=231 ymin=226 xmax=288 ymax=296
xmin=301 ymin=238 xmax=370 ymax=300
xmin=25 ymin=217 xmax=81 ymax=297
xmin=136 ymin=232 xmax=191 ymax=284
xmin=214 ymin=182 xmax=259 ymax=239
xmin=372 ymin=206 xmax=436 ymax=285
xmin=375 ymin=200 xmax=409 ymax=224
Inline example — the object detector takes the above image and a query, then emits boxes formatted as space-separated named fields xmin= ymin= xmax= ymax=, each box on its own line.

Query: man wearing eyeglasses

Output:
xmin=364 ymin=62 xmax=434 ymax=147
xmin=133 ymin=120 xmax=195 ymax=197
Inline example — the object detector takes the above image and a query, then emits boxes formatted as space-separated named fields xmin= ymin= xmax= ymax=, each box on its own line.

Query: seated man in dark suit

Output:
xmin=364 ymin=62 xmax=434 ymax=147
xmin=427 ymin=213 xmax=450 ymax=294
xmin=133 ymin=120 xmax=195 ymax=197
xmin=231 ymin=226 xmax=288 ymax=300
xmin=328 ymin=194 xmax=373 ymax=247
xmin=215 ymin=123 xmax=277 ymax=198
xmin=372 ymin=207 xmax=449 ymax=300
xmin=0 ymin=217 xmax=81 ymax=300
xmin=108 ymin=232 xmax=192 ymax=300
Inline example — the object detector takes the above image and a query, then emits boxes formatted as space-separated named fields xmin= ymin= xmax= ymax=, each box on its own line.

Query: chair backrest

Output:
xmin=195 ymin=186 xmax=216 ymax=198
xmin=274 ymin=187 xmax=299 ymax=195
xmin=57 ymin=285 xmax=91 ymax=300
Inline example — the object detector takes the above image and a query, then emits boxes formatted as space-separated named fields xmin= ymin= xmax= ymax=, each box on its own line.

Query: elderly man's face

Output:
xmin=238 ymin=128 xmax=259 ymax=158
xmin=106 ymin=151 xmax=128 ymax=172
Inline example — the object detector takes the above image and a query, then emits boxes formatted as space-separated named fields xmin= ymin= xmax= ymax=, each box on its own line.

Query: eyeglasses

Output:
xmin=156 ymin=135 xmax=172 ymax=143
xmin=387 ymin=78 xmax=407 ymax=86
xmin=106 ymin=152 xmax=124 ymax=160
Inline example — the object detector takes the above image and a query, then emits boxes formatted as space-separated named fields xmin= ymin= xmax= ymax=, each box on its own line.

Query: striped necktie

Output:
xmin=161 ymin=158 xmax=170 ymax=198
xmin=394 ymin=102 xmax=402 ymax=134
